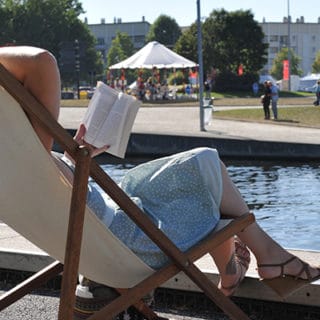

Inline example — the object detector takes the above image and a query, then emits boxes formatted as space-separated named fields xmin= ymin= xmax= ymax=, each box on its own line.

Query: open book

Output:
xmin=82 ymin=81 xmax=141 ymax=158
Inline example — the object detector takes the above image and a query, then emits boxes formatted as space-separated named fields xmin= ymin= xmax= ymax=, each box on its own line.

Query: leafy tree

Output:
xmin=107 ymin=31 xmax=136 ymax=83
xmin=146 ymin=14 xmax=181 ymax=47
xmin=312 ymin=51 xmax=320 ymax=73
xmin=107 ymin=31 xmax=135 ymax=67
xmin=175 ymin=9 xmax=268 ymax=91
xmin=0 ymin=0 xmax=103 ymax=86
xmin=174 ymin=22 xmax=198 ymax=62
xmin=202 ymin=9 xmax=267 ymax=75
xmin=270 ymin=48 xmax=303 ymax=79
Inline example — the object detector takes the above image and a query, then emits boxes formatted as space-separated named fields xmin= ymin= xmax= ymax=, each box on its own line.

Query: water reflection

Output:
xmin=100 ymin=160 xmax=320 ymax=252
xmin=226 ymin=161 xmax=320 ymax=251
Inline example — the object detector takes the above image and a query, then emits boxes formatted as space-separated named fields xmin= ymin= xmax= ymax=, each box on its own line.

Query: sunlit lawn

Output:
xmin=214 ymin=106 xmax=320 ymax=128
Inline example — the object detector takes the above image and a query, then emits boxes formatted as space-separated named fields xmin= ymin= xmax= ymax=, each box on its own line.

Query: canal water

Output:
xmin=99 ymin=160 xmax=320 ymax=252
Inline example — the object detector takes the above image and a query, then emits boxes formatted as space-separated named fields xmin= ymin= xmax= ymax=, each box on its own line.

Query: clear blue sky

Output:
xmin=79 ymin=0 xmax=320 ymax=26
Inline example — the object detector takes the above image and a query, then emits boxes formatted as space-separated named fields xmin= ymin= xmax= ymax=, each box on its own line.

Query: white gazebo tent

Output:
xmin=109 ymin=41 xmax=197 ymax=69
xmin=109 ymin=41 xmax=198 ymax=100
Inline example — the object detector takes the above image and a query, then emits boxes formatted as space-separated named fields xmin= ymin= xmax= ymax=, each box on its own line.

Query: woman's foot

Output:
xmin=257 ymin=255 xmax=320 ymax=281
xmin=219 ymin=240 xmax=250 ymax=296
xmin=257 ymin=255 xmax=320 ymax=298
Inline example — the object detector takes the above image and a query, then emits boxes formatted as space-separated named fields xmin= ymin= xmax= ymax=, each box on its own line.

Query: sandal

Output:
xmin=235 ymin=237 xmax=251 ymax=268
xmin=221 ymin=240 xmax=250 ymax=296
xmin=258 ymin=256 xmax=320 ymax=298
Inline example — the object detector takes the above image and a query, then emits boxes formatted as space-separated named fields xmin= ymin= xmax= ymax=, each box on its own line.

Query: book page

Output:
xmin=106 ymin=93 xmax=140 ymax=158
xmin=82 ymin=82 xmax=141 ymax=158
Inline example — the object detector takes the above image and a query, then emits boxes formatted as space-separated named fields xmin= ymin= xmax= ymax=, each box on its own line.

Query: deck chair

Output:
xmin=0 ymin=63 xmax=255 ymax=320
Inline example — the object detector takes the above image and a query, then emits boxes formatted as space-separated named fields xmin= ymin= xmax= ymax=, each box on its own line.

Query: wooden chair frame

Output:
xmin=0 ymin=63 xmax=255 ymax=320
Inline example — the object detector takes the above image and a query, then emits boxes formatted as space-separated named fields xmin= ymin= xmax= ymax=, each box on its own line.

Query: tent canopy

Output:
xmin=109 ymin=41 xmax=198 ymax=70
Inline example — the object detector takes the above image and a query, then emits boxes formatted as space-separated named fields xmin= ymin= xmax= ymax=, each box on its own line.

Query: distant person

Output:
xmin=270 ymin=81 xmax=279 ymax=120
xmin=204 ymin=74 xmax=212 ymax=99
xmin=252 ymin=82 xmax=259 ymax=96
xmin=314 ymin=80 xmax=320 ymax=106
xmin=261 ymin=81 xmax=271 ymax=120
xmin=185 ymin=84 xmax=192 ymax=95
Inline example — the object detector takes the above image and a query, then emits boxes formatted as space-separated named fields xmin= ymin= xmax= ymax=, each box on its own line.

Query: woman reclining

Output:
xmin=1 ymin=45 xmax=319 ymax=299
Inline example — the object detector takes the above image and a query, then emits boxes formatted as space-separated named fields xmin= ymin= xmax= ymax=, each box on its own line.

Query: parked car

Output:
xmin=298 ymin=74 xmax=320 ymax=92
xmin=61 ymin=91 xmax=75 ymax=99
xmin=79 ymin=86 xmax=95 ymax=99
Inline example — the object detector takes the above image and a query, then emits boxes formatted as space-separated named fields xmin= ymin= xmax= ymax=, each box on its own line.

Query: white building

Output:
xmin=86 ymin=17 xmax=150 ymax=66
xmin=260 ymin=16 xmax=320 ymax=76
xmin=86 ymin=16 xmax=320 ymax=77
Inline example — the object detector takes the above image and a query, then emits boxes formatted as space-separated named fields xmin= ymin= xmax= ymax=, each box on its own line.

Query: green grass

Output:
xmin=61 ymin=99 xmax=89 ymax=107
xmin=214 ymin=106 xmax=320 ymax=128
xmin=60 ymin=95 xmax=320 ymax=128
xmin=210 ymin=90 xmax=314 ymax=99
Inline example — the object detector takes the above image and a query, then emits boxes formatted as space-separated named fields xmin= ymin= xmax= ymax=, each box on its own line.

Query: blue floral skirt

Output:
xmin=108 ymin=147 xmax=222 ymax=269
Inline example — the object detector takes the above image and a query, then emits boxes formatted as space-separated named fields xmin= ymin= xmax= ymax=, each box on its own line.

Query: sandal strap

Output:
xmin=258 ymin=256 xmax=297 ymax=277
xmin=295 ymin=261 xmax=312 ymax=281
xmin=259 ymin=257 xmax=320 ymax=281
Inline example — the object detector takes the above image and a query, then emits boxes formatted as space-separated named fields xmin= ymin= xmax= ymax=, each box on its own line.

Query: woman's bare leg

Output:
xmin=0 ymin=46 xmax=61 ymax=152
xmin=218 ymin=160 xmax=319 ymax=280
xmin=209 ymin=238 xmax=241 ymax=295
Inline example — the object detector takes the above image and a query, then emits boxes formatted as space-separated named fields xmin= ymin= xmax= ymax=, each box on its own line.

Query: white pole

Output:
xmin=287 ymin=0 xmax=291 ymax=91
xmin=196 ymin=0 xmax=205 ymax=131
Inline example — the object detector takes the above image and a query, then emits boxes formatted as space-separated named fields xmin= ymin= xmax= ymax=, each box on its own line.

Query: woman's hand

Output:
xmin=74 ymin=124 xmax=109 ymax=158
xmin=64 ymin=124 xmax=109 ymax=162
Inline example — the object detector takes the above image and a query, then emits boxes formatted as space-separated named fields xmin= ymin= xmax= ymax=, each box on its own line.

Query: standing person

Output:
xmin=270 ymin=81 xmax=279 ymax=120
xmin=314 ymin=80 xmax=320 ymax=106
xmin=204 ymin=74 xmax=212 ymax=99
xmin=2 ymin=46 xmax=320 ymax=304
xmin=261 ymin=80 xmax=271 ymax=120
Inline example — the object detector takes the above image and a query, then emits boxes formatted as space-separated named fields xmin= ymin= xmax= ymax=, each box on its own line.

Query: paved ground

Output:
xmin=58 ymin=105 xmax=320 ymax=145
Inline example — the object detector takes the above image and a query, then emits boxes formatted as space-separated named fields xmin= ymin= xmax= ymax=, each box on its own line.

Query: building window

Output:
xmin=270 ymin=47 xmax=278 ymax=54
xmin=269 ymin=35 xmax=278 ymax=42
xmin=280 ymin=35 xmax=288 ymax=46
xmin=97 ymin=37 xmax=105 ymax=45
xmin=312 ymin=35 xmax=316 ymax=41
xmin=133 ymin=35 xmax=145 ymax=43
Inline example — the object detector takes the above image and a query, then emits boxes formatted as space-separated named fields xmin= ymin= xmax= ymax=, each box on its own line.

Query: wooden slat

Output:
xmin=88 ymin=214 xmax=255 ymax=320
xmin=0 ymin=261 xmax=63 ymax=311
xmin=58 ymin=146 xmax=92 ymax=320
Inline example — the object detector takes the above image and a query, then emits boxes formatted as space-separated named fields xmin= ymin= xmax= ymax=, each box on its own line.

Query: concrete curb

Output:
xmin=55 ymin=130 xmax=320 ymax=161
xmin=126 ymin=133 xmax=320 ymax=160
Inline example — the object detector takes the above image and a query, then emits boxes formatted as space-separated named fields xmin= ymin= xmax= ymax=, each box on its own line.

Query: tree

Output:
xmin=202 ymin=9 xmax=267 ymax=75
xmin=107 ymin=31 xmax=136 ymax=84
xmin=312 ymin=51 xmax=320 ymax=73
xmin=270 ymin=48 xmax=303 ymax=79
xmin=0 ymin=0 xmax=103 ymax=86
xmin=174 ymin=22 xmax=198 ymax=62
xmin=175 ymin=9 xmax=268 ymax=91
xmin=107 ymin=31 xmax=135 ymax=67
xmin=146 ymin=15 xmax=181 ymax=47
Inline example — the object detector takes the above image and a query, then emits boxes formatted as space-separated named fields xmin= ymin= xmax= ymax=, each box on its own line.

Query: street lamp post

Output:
xmin=287 ymin=0 xmax=291 ymax=91
xmin=74 ymin=39 xmax=80 ymax=99
xmin=196 ymin=0 xmax=205 ymax=131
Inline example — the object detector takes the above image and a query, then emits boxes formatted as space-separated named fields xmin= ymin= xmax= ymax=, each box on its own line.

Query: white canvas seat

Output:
xmin=0 ymin=85 xmax=154 ymax=288
xmin=0 ymin=63 xmax=255 ymax=320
